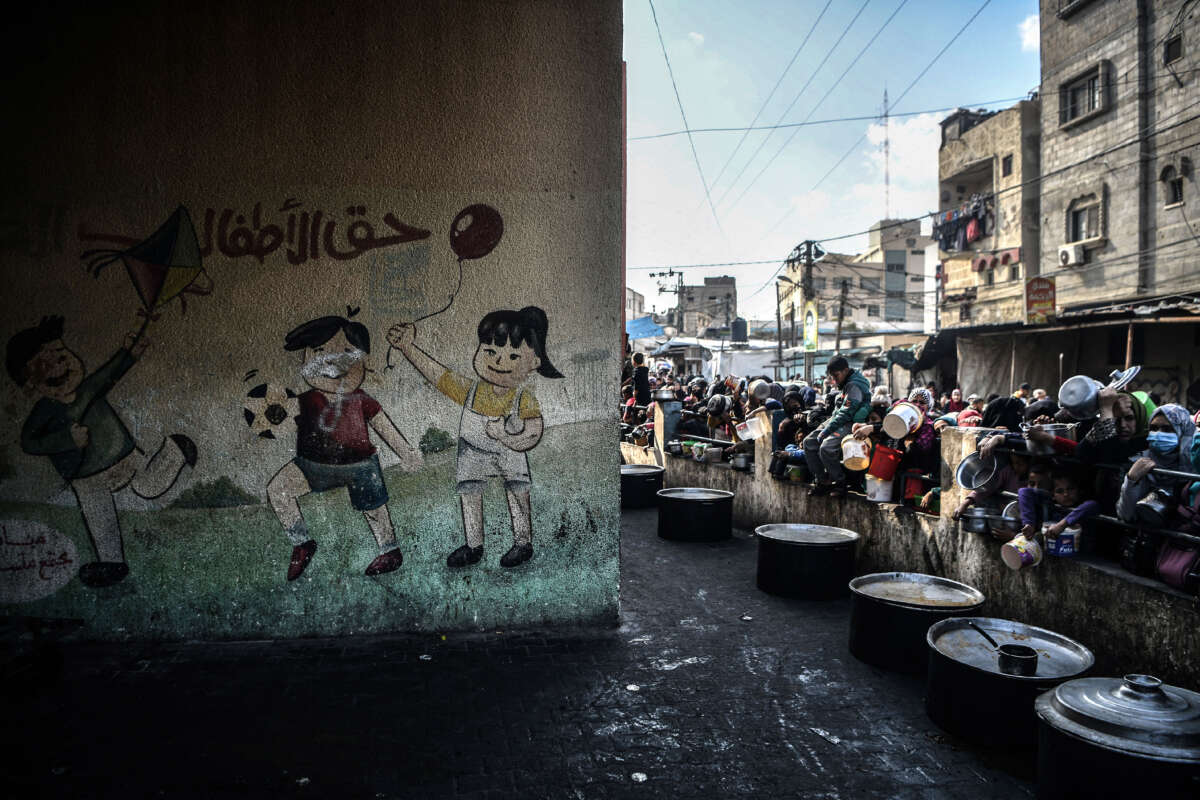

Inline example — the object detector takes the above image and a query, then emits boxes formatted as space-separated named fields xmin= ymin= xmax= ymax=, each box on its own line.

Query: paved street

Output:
xmin=2 ymin=509 xmax=1033 ymax=799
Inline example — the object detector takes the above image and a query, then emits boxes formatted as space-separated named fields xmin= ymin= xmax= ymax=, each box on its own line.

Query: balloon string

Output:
xmin=386 ymin=257 xmax=465 ymax=371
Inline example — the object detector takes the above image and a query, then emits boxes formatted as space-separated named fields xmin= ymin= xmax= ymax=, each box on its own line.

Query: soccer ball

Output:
xmin=243 ymin=383 xmax=299 ymax=439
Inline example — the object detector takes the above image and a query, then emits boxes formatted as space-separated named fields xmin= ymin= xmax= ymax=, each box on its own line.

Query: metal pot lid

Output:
xmin=755 ymin=524 xmax=860 ymax=545
xmin=657 ymin=487 xmax=734 ymax=501
xmin=1059 ymin=374 xmax=1103 ymax=407
xmin=1035 ymin=674 xmax=1200 ymax=762
xmin=621 ymin=464 xmax=664 ymax=476
xmin=1106 ymin=365 xmax=1141 ymax=391
xmin=927 ymin=617 xmax=1094 ymax=680
xmin=848 ymin=572 xmax=985 ymax=610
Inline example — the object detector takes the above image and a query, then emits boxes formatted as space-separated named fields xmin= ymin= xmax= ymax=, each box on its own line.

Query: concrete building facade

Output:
xmin=1038 ymin=0 xmax=1200 ymax=311
xmin=936 ymin=101 xmax=1042 ymax=329
xmin=777 ymin=221 xmax=931 ymax=342
xmin=676 ymin=275 xmax=738 ymax=336
xmin=625 ymin=287 xmax=645 ymax=322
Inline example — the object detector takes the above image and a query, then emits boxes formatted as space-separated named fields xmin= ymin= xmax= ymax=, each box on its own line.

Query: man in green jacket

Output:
xmin=803 ymin=355 xmax=871 ymax=497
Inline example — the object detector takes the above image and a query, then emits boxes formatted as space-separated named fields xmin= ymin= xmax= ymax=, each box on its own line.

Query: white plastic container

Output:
xmin=865 ymin=475 xmax=894 ymax=502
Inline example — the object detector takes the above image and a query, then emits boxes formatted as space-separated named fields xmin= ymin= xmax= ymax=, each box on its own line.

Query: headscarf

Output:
xmin=1149 ymin=403 xmax=1196 ymax=469
xmin=957 ymin=408 xmax=982 ymax=427
xmin=1119 ymin=390 xmax=1152 ymax=439
xmin=982 ymin=396 xmax=1025 ymax=431
xmin=907 ymin=388 xmax=934 ymax=413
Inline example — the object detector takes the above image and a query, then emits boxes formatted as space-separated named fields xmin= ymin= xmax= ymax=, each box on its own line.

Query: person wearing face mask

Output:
xmin=1116 ymin=404 xmax=1196 ymax=523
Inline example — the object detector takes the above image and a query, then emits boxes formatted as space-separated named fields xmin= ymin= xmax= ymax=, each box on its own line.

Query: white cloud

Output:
xmin=688 ymin=31 xmax=704 ymax=46
xmin=1019 ymin=14 xmax=1039 ymax=52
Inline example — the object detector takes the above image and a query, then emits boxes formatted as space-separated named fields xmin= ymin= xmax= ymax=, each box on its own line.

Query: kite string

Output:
xmin=386 ymin=257 xmax=465 ymax=371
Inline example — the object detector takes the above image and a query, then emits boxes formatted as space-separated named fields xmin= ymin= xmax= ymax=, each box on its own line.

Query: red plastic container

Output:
xmin=867 ymin=444 xmax=902 ymax=480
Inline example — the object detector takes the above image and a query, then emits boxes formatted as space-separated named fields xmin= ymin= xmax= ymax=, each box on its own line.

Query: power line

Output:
xmin=712 ymin=0 xmax=872 ymax=210
xmin=705 ymin=0 xmax=834 ymax=194
xmin=725 ymin=0 xmax=909 ymax=217
xmin=763 ymin=0 xmax=994 ymax=240
xmin=629 ymin=68 xmax=1200 ymax=142
xmin=647 ymin=0 xmax=723 ymax=235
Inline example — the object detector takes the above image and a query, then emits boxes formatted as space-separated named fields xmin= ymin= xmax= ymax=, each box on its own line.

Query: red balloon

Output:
xmin=449 ymin=204 xmax=503 ymax=260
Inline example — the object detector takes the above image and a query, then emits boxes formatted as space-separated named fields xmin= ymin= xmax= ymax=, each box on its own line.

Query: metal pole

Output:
xmin=803 ymin=242 xmax=816 ymax=384
xmin=775 ymin=280 xmax=784 ymax=381
xmin=1009 ymin=334 xmax=1016 ymax=395
xmin=1124 ymin=321 xmax=1134 ymax=369
xmin=834 ymin=281 xmax=848 ymax=354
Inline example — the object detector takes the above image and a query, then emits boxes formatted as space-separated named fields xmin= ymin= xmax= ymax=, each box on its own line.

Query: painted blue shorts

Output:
xmin=294 ymin=454 xmax=388 ymax=511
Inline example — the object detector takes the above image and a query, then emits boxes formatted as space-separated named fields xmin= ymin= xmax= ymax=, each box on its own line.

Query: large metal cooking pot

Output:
xmin=955 ymin=451 xmax=1000 ymax=491
xmin=755 ymin=524 xmax=860 ymax=600
xmin=1035 ymin=674 xmax=1200 ymax=799
xmin=960 ymin=506 xmax=991 ymax=534
xmin=730 ymin=452 xmax=752 ymax=471
xmin=657 ymin=487 xmax=734 ymax=542
xmin=848 ymin=573 xmax=985 ymax=673
xmin=620 ymin=464 xmax=664 ymax=509
xmin=652 ymin=387 xmax=678 ymax=402
xmin=925 ymin=617 xmax=1093 ymax=748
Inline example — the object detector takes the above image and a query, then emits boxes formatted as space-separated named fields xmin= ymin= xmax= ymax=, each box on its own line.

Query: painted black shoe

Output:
xmin=170 ymin=433 xmax=198 ymax=467
xmin=499 ymin=543 xmax=533 ymax=568
xmin=446 ymin=544 xmax=483 ymax=568
xmin=828 ymin=481 xmax=848 ymax=498
xmin=78 ymin=561 xmax=130 ymax=588
xmin=808 ymin=482 xmax=833 ymax=497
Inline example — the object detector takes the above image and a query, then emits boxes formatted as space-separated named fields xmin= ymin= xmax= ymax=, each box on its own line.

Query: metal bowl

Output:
xmin=955 ymin=451 xmax=999 ymax=490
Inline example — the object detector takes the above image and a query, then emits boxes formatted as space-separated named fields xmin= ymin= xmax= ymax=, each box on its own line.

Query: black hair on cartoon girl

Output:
xmin=476 ymin=306 xmax=563 ymax=379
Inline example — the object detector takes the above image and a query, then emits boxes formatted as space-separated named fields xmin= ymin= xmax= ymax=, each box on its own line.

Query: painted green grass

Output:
xmin=0 ymin=420 xmax=619 ymax=640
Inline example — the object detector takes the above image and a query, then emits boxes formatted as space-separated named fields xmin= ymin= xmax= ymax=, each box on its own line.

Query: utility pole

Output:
xmin=649 ymin=269 xmax=686 ymax=333
xmin=774 ymin=281 xmax=784 ymax=381
xmin=785 ymin=239 xmax=823 ymax=383
xmin=834 ymin=280 xmax=849 ymax=354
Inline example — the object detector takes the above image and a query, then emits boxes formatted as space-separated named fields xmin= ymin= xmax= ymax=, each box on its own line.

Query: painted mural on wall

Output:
xmin=0 ymin=197 xmax=617 ymax=636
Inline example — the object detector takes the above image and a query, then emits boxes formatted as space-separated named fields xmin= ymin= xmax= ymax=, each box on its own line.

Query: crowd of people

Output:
xmin=621 ymin=350 xmax=1200 ymax=593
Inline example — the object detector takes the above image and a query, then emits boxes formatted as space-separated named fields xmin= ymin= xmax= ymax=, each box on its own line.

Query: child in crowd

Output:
xmin=1018 ymin=468 xmax=1099 ymax=541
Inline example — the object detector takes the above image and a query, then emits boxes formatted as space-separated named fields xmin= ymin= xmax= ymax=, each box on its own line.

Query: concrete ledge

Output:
xmin=649 ymin=427 xmax=1199 ymax=687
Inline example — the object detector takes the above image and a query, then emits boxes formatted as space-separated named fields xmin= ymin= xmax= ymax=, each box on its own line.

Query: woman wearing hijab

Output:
xmin=981 ymin=396 xmax=1026 ymax=431
xmin=1117 ymin=403 xmax=1196 ymax=522
xmin=1075 ymin=388 xmax=1152 ymax=466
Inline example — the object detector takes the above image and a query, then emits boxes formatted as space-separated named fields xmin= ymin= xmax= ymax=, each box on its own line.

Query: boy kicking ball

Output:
xmin=267 ymin=313 xmax=422 ymax=582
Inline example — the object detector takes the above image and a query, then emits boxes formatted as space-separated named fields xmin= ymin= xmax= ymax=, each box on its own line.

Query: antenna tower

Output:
xmin=883 ymin=86 xmax=890 ymax=220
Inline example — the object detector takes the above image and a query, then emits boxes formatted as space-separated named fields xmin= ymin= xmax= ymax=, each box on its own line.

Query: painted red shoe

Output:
xmin=364 ymin=547 xmax=403 ymax=576
xmin=287 ymin=540 xmax=317 ymax=582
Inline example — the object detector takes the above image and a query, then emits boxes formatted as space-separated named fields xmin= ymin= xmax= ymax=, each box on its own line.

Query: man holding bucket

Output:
xmin=803 ymin=355 xmax=871 ymax=498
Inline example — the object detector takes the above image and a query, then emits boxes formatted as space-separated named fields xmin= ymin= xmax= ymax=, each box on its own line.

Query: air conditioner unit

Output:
xmin=1058 ymin=244 xmax=1085 ymax=267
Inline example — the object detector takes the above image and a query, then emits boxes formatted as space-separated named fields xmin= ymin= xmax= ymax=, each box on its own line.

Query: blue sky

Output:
xmin=624 ymin=0 xmax=1042 ymax=319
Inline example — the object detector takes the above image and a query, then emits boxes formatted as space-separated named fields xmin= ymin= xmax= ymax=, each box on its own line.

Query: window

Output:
xmin=910 ymin=249 xmax=923 ymax=255
xmin=1002 ymin=155 xmax=1013 ymax=177
xmin=1060 ymin=63 xmax=1107 ymax=127
xmin=867 ymin=305 xmax=880 ymax=317
xmin=985 ymin=269 xmax=995 ymax=287
xmin=813 ymin=277 xmax=827 ymax=291
xmin=818 ymin=304 xmax=827 ymax=317
xmin=1069 ymin=205 xmax=1100 ymax=242
xmin=1057 ymin=0 xmax=1097 ymax=18
xmin=860 ymin=276 xmax=880 ymax=291
xmin=1165 ymin=35 xmax=1183 ymax=65
xmin=1162 ymin=167 xmax=1185 ymax=207
xmin=1009 ymin=264 xmax=1021 ymax=282
xmin=836 ymin=277 xmax=852 ymax=290
xmin=958 ymin=305 xmax=971 ymax=322
xmin=886 ymin=262 xmax=905 ymax=273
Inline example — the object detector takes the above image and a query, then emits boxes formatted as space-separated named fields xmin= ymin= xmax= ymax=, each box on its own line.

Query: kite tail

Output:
xmin=80 ymin=248 xmax=124 ymax=277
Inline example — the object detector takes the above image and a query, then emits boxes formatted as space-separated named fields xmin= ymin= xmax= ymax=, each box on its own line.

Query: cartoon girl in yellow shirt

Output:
xmin=387 ymin=306 xmax=563 ymax=568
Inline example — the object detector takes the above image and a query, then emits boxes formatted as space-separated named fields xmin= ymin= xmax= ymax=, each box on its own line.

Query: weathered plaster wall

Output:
xmin=0 ymin=1 xmax=623 ymax=638
xmin=624 ymin=426 xmax=1199 ymax=686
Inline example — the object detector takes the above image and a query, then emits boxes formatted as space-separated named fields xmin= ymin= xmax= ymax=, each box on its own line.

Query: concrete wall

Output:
xmin=0 ymin=1 xmax=623 ymax=638
xmin=625 ymin=425 xmax=1200 ymax=687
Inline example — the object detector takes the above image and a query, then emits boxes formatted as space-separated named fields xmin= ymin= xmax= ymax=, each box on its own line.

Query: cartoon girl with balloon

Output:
xmin=387 ymin=205 xmax=564 ymax=568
